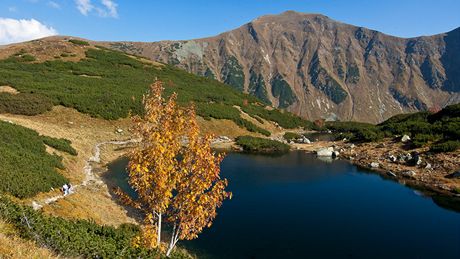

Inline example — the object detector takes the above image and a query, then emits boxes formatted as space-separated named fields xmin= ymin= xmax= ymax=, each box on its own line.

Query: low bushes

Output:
xmin=326 ymin=121 xmax=383 ymax=142
xmin=283 ymin=132 xmax=301 ymax=142
xmin=0 ymin=196 xmax=191 ymax=258
xmin=0 ymin=121 xmax=68 ymax=198
xmin=68 ymin=39 xmax=90 ymax=46
xmin=0 ymin=93 xmax=53 ymax=116
xmin=430 ymin=141 xmax=460 ymax=153
xmin=41 ymin=136 xmax=78 ymax=156
xmin=236 ymin=136 xmax=290 ymax=154
xmin=326 ymin=104 xmax=460 ymax=152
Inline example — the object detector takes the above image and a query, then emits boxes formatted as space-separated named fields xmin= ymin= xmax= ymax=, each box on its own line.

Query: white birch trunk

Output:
xmin=166 ymin=225 xmax=180 ymax=257
xmin=157 ymin=212 xmax=162 ymax=247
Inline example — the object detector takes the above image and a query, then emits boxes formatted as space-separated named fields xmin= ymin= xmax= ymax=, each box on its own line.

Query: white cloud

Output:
xmin=8 ymin=6 xmax=17 ymax=12
xmin=47 ymin=1 xmax=61 ymax=9
xmin=0 ymin=18 xmax=58 ymax=45
xmin=76 ymin=0 xmax=93 ymax=16
xmin=100 ymin=0 xmax=118 ymax=18
xmin=75 ymin=0 xmax=118 ymax=18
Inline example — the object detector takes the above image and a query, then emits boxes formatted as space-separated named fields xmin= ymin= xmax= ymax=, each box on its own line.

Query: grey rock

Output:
xmin=370 ymin=162 xmax=380 ymax=168
xmin=401 ymin=170 xmax=416 ymax=178
xmin=332 ymin=151 xmax=340 ymax=159
xmin=316 ymin=147 xmax=334 ymax=157
xmin=401 ymin=135 xmax=411 ymax=143
xmin=388 ymin=155 xmax=397 ymax=162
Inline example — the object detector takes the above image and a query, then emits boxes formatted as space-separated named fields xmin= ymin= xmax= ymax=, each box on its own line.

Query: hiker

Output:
xmin=62 ymin=183 xmax=69 ymax=196
xmin=68 ymin=183 xmax=73 ymax=194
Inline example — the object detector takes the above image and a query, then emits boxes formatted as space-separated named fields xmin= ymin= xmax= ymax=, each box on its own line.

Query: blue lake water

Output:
xmin=105 ymin=151 xmax=460 ymax=259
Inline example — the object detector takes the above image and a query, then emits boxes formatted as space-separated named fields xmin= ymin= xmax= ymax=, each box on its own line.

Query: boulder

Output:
xmin=388 ymin=155 xmax=397 ymax=162
xmin=401 ymin=170 xmax=416 ymax=178
xmin=302 ymin=137 xmax=311 ymax=144
xmin=370 ymin=162 xmax=380 ymax=168
xmin=316 ymin=147 xmax=334 ymax=157
xmin=401 ymin=135 xmax=411 ymax=143
xmin=332 ymin=151 xmax=340 ymax=159
xmin=425 ymin=163 xmax=432 ymax=169
xmin=116 ymin=128 xmax=123 ymax=133
xmin=408 ymin=152 xmax=422 ymax=166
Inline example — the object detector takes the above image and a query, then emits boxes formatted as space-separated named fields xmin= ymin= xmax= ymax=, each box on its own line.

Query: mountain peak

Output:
xmin=253 ymin=10 xmax=331 ymax=23
xmin=100 ymin=12 xmax=460 ymax=123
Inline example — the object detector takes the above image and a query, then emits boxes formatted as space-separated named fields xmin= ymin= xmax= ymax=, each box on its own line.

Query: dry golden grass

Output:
xmin=197 ymin=116 xmax=254 ymax=138
xmin=0 ymin=220 xmax=59 ymax=259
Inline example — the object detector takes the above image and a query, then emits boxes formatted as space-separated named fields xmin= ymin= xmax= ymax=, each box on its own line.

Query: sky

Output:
xmin=0 ymin=0 xmax=459 ymax=45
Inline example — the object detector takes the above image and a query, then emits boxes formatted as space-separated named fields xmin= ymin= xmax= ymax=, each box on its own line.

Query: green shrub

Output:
xmin=0 ymin=93 xmax=53 ymax=115
xmin=0 ymin=196 xmax=192 ymax=258
xmin=69 ymin=39 xmax=90 ymax=46
xmin=0 ymin=121 xmax=68 ymax=198
xmin=236 ymin=136 xmax=290 ymax=154
xmin=284 ymin=132 xmax=301 ymax=141
xmin=412 ymin=133 xmax=442 ymax=148
xmin=241 ymin=104 xmax=314 ymax=129
xmin=430 ymin=141 xmax=460 ymax=153
xmin=41 ymin=136 xmax=78 ymax=156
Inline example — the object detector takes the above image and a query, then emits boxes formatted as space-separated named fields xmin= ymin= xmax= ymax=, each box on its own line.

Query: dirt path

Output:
xmin=32 ymin=139 xmax=139 ymax=210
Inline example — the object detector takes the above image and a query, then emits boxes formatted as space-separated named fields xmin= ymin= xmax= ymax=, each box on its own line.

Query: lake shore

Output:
xmin=334 ymin=140 xmax=460 ymax=196
xmin=213 ymin=136 xmax=460 ymax=197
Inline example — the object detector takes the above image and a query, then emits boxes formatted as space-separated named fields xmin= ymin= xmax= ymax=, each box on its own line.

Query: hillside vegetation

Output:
xmin=0 ymin=196 xmax=191 ymax=258
xmin=326 ymin=103 xmax=460 ymax=152
xmin=236 ymin=136 xmax=290 ymax=154
xmin=0 ymin=121 xmax=72 ymax=198
xmin=0 ymin=45 xmax=313 ymax=135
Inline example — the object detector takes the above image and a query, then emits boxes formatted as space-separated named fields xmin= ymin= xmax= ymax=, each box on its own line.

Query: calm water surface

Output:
xmin=106 ymin=152 xmax=460 ymax=259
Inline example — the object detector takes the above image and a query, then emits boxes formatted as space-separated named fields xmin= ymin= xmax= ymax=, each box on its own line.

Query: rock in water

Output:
xmin=316 ymin=147 xmax=334 ymax=157
xmin=332 ymin=151 xmax=340 ymax=159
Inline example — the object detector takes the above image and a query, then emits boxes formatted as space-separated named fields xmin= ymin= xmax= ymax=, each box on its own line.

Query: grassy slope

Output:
xmin=0 ymin=44 xmax=312 ymax=135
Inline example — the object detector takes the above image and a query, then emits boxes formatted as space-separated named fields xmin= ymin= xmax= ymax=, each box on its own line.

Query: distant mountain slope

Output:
xmin=101 ymin=11 xmax=460 ymax=123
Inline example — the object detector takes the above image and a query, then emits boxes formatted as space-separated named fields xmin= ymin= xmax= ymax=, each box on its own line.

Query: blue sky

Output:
xmin=0 ymin=0 xmax=459 ymax=44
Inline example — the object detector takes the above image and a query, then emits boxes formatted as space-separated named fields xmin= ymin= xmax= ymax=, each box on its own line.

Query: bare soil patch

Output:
xmin=0 ymin=86 xmax=19 ymax=94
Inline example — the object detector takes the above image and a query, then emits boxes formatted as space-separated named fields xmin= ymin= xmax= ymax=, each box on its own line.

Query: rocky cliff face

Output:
xmin=103 ymin=11 xmax=460 ymax=123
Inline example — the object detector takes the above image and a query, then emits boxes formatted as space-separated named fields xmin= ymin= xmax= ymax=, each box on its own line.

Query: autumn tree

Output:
xmin=116 ymin=81 xmax=231 ymax=256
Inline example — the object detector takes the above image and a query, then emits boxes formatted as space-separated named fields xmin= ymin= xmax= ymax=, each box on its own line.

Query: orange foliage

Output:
xmin=115 ymin=81 xmax=231 ymax=255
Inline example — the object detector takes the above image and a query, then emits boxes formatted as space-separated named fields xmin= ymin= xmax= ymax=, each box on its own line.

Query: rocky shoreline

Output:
xmin=331 ymin=140 xmax=460 ymax=196
xmin=200 ymin=134 xmax=460 ymax=197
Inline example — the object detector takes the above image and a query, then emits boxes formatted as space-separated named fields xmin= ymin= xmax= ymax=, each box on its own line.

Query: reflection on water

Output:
xmin=105 ymin=151 xmax=460 ymax=259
